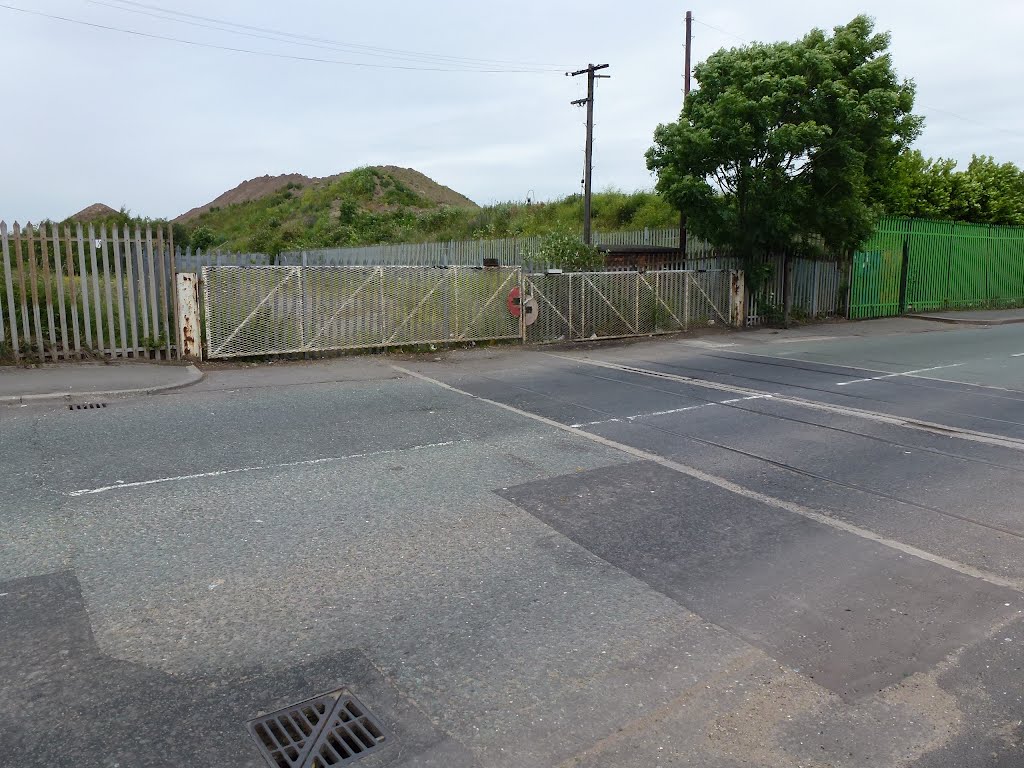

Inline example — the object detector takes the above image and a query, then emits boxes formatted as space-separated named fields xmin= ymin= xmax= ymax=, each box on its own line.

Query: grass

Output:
xmin=179 ymin=168 xmax=679 ymax=255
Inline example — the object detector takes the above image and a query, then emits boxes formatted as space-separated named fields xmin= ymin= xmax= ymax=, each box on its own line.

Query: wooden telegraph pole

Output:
xmin=569 ymin=63 xmax=610 ymax=245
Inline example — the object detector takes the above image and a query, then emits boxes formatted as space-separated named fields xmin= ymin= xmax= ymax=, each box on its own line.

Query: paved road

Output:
xmin=2 ymin=318 xmax=1023 ymax=767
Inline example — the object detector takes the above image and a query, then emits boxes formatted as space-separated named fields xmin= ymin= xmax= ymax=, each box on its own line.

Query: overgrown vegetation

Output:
xmin=531 ymin=231 xmax=606 ymax=271
xmin=884 ymin=151 xmax=1024 ymax=225
xmin=170 ymin=167 xmax=677 ymax=255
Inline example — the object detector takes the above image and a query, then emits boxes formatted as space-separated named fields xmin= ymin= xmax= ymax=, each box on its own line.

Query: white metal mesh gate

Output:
xmin=202 ymin=265 xmax=521 ymax=358
xmin=523 ymin=270 xmax=735 ymax=343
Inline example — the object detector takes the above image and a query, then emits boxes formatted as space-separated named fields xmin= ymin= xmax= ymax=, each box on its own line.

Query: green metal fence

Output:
xmin=850 ymin=217 xmax=1024 ymax=319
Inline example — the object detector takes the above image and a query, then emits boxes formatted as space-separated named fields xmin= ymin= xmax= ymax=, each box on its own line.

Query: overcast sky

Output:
xmin=2 ymin=0 xmax=1022 ymax=222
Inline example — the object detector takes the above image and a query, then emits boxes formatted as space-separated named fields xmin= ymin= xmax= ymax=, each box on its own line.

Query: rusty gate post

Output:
xmin=730 ymin=270 xmax=746 ymax=328
xmin=176 ymin=272 xmax=201 ymax=359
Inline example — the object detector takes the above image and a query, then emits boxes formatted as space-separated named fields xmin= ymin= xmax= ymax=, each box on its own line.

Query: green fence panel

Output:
xmin=990 ymin=225 xmax=1024 ymax=306
xmin=906 ymin=219 xmax=949 ymax=311
xmin=850 ymin=217 xmax=906 ymax=319
xmin=854 ymin=216 xmax=1024 ymax=319
xmin=947 ymin=221 xmax=988 ymax=309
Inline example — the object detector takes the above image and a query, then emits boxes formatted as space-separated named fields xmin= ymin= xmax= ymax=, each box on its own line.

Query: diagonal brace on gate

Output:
xmin=209 ymin=267 xmax=300 ymax=357
xmin=383 ymin=274 xmax=446 ymax=345
xmin=639 ymin=272 xmax=686 ymax=330
xmin=302 ymin=268 xmax=381 ymax=349
xmin=454 ymin=269 xmax=519 ymax=340
xmin=582 ymin=274 xmax=639 ymax=335
xmin=524 ymin=276 xmax=577 ymax=338
xmin=689 ymin=274 xmax=730 ymax=324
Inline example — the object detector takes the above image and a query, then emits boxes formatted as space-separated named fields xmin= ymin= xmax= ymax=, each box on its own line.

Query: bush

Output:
xmin=536 ymin=232 xmax=605 ymax=272
xmin=190 ymin=226 xmax=216 ymax=251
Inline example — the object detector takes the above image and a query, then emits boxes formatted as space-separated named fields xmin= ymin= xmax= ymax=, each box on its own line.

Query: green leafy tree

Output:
xmin=953 ymin=156 xmax=1024 ymax=225
xmin=647 ymin=15 xmax=922 ymax=264
xmin=884 ymin=151 xmax=1024 ymax=225
xmin=884 ymin=150 xmax=957 ymax=220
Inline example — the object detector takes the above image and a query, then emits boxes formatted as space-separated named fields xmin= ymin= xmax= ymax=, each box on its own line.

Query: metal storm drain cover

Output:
xmin=247 ymin=689 xmax=389 ymax=768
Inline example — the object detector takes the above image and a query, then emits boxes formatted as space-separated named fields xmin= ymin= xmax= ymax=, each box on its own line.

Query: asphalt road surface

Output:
xmin=2 ymin=318 xmax=1024 ymax=767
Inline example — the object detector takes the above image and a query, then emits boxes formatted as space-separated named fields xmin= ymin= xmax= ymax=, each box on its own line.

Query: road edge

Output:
xmin=0 ymin=364 xmax=206 ymax=405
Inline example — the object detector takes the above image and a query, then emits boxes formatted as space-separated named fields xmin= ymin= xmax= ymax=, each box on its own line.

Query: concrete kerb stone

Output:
xmin=906 ymin=313 xmax=1024 ymax=326
xmin=0 ymin=365 xmax=205 ymax=405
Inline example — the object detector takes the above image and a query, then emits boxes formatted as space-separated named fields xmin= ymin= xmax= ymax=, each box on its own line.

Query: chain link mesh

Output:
xmin=202 ymin=265 xmax=521 ymax=358
xmin=524 ymin=270 xmax=733 ymax=343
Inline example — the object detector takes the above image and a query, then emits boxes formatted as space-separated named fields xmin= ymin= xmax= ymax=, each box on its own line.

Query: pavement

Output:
xmin=907 ymin=308 xmax=1024 ymax=325
xmin=2 ymin=312 xmax=1024 ymax=767
xmin=0 ymin=361 xmax=204 ymax=404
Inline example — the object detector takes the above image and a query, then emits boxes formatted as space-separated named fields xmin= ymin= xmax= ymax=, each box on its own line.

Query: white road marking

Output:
xmin=568 ymin=395 xmax=776 ymax=428
xmin=544 ymin=354 xmax=1024 ymax=452
xmin=836 ymin=364 xmax=965 ymax=386
xmin=678 ymin=340 xmax=738 ymax=349
xmin=67 ymin=440 xmax=460 ymax=497
xmin=692 ymin=347 xmax=1023 ymax=393
xmin=769 ymin=336 xmax=836 ymax=343
xmin=394 ymin=365 xmax=1023 ymax=592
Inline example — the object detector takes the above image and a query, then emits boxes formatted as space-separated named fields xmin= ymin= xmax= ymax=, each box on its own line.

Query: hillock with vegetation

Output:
xmin=173 ymin=167 xmax=678 ymax=254
xmin=56 ymin=167 xmax=676 ymax=255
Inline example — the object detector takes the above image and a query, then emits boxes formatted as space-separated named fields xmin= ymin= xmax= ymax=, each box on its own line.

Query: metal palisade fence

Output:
xmin=0 ymin=221 xmax=177 ymax=361
xmin=276 ymin=228 xmax=700 ymax=270
xmin=850 ymin=217 xmax=1024 ymax=319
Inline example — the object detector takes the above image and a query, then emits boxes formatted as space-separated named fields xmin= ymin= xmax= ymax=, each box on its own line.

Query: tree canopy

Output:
xmin=647 ymin=15 xmax=922 ymax=260
xmin=885 ymin=151 xmax=1024 ymax=225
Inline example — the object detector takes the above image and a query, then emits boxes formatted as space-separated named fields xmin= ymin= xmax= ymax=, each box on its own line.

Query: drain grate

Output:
xmin=248 ymin=690 xmax=389 ymax=768
xmin=68 ymin=403 xmax=107 ymax=410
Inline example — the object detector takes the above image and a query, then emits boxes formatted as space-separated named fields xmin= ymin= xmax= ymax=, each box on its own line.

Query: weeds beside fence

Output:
xmin=1 ymin=221 xmax=177 ymax=362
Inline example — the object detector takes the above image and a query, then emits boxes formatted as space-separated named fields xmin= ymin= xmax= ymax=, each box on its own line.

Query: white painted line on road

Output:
xmin=569 ymin=395 xmax=775 ymax=428
xmin=691 ymin=348 xmax=1023 ymax=393
xmin=394 ymin=365 xmax=1023 ymax=593
xmin=548 ymin=354 xmax=1024 ymax=453
xmin=66 ymin=440 xmax=460 ymax=497
xmin=678 ymin=340 xmax=738 ymax=349
xmin=836 ymin=364 xmax=965 ymax=386
xmin=769 ymin=336 xmax=837 ymax=343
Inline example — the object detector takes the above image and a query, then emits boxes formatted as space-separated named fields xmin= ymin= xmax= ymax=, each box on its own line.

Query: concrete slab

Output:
xmin=498 ymin=461 xmax=1017 ymax=700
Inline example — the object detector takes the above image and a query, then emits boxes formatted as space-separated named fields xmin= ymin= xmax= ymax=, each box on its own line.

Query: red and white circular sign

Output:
xmin=507 ymin=287 xmax=522 ymax=317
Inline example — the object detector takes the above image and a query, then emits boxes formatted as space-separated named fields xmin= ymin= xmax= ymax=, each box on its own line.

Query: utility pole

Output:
xmin=569 ymin=63 xmax=610 ymax=245
xmin=680 ymin=10 xmax=693 ymax=258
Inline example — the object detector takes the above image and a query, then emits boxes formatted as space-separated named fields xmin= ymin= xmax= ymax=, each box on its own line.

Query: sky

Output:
xmin=1 ymin=0 xmax=1023 ymax=222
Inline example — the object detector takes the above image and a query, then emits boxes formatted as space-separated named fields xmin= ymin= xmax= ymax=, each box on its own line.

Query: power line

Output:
xmin=691 ymin=18 xmax=751 ymax=45
xmin=919 ymin=104 xmax=1024 ymax=141
xmin=0 ymin=3 xmax=556 ymax=73
xmin=93 ymin=0 xmax=566 ymax=71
